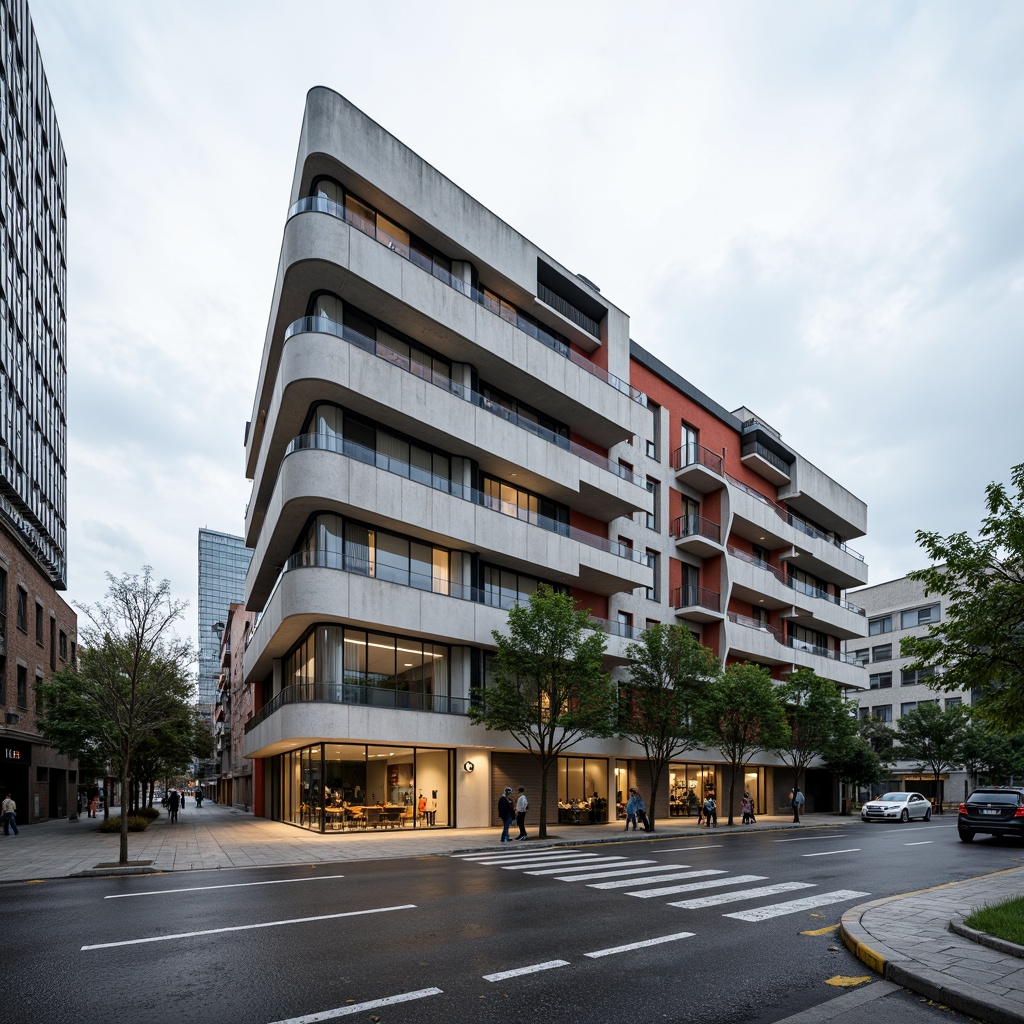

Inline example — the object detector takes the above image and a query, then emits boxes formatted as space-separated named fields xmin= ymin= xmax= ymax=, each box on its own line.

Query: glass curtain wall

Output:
xmin=277 ymin=744 xmax=452 ymax=833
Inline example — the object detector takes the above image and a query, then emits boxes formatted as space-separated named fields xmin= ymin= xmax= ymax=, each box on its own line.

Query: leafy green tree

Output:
xmin=858 ymin=715 xmax=896 ymax=772
xmin=618 ymin=625 xmax=719 ymax=831
xmin=772 ymin=668 xmax=857 ymax=821
xmin=958 ymin=721 xmax=1023 ymax=789
xmin=469 ymin=585 xmax=616 ymax=839
xmin=823 ymin=734 xmax=884 ymax=814
xmin=893 ymin=702 xmax=970 ymax=812
xmin=37 ymin=568 xmax=195 ymax=863
xmin=902 ymin=463 xmax=1024 ymax=733
xmin=701 ymin=663 xmax=789 ymax=825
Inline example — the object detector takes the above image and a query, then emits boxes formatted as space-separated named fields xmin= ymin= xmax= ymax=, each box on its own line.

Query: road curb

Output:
xmin=949 ymin=916 xmax=1024 ymax=959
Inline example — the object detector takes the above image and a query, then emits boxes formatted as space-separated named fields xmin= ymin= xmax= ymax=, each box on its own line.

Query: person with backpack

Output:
xmin=497 ymin=787 xmax=515 ymax=843
xmin=624 ymin=790 xmax=639 ymax=831
xmin=703 ymin=792 xmax=717 ymax=828
xmin=741 ymin=792 xmax=753 ymax=824
xmin=791 ymin=786 xmax=805 ymax=823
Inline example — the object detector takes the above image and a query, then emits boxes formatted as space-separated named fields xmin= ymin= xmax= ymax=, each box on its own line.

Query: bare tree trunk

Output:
xmin=727 ymin=765 xmax=739 ymax=826
xmin=119 ymin=765 xmax=130 ymax=864
xmin=538 ymin=756 xmax=551 ymax=840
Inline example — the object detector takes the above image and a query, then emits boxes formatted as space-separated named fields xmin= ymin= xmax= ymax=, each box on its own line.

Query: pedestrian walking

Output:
xmin=703 ymin=792 xmax=717 ymax=828
xmin=791 ymin=785 xmax=805 ymax=823
xmin=741 ymin=792 xmax=755 ymax=824
xmin=195 ymin=790 xmax=203 ymax=808
xmin=2 ymin=792 xmax=18 ymax=836
xmin=635 ymin=791 xmax=651 ymax=832
xmin=169 ymin=789 xmax=180 ymax=824
xmin=515 ymin=787 xmax=529 ymax=840
xmin=497 ymin=787 xmax=515 ymax=843
xmin=624 ymin=789 xmax=639 ymax=831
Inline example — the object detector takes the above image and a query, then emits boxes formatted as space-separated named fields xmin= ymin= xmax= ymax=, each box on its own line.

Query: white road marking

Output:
xmin=452 ymin=849 xmax=570 ymax=860
xmin=775 ymin=835 xmax=851 ymax=843
xmin=660 ymin=845 xmax=723 ymax=852
xmin=801 ymin=848 xmax=861 ymax=857
xmin=904 ymin=841 xmax=933 ymax=846
xmin=625 ymin=873 xmax=762 ymax=897
xmin=465 ymin=853 xmax=601 ymax=867
xmin=499 ymin=856 xmax=612 ymax=871
xmin=267 ymin=988 xmax=443 ymax=1024
xmin=724 ymin=889 xmax=870 ymax=921
xmin=668 ymin=882 xmax=814 ymax=908
xmin=483 ymin=960 xmax=570 ymax=981
xmin=584 ymin=932 xmax=695 ymax=958
xmin=592 ymin=869 xmax=729 ymax=891
xmin=81 ymin=904 xmax=416 ymax=951
xmin=522 ymin=857 xmax=634 ymax=874
xmin=104 ymin=875 xmax=347 ymax=899
xmin=554 ymin=863 xmax=692 ymax=882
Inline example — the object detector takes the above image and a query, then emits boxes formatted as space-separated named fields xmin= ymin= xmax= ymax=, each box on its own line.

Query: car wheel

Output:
xmin=958 ymin=829 xmax=974 ymax=843
xmin=900 ymin=809 xmax=909 ymax=823
xmin=924 ymin=808 xmax=932 ymax=822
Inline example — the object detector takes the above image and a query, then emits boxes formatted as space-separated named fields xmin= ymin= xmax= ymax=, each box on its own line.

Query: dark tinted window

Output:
xmin=967 ymin=792 xmax=1021 ymax=806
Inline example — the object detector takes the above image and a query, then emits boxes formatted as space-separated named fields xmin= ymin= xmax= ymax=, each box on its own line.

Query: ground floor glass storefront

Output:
xmin=668 ymin=763 xmax=766 ymax=819
xmin=556 ymin=755 xmax=609 ymax=824
xmin=272 ymin=744 xmax=453 ymax=832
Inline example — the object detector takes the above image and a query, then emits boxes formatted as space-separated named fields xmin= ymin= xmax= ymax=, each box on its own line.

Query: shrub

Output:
xmin=135 ymin=806 xmax=160 ymax=820
xmin=98 ymin=815 xmax=151 ymax=833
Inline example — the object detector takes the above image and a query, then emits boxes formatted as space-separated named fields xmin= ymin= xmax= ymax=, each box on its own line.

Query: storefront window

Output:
xmin=557 ymin=756 xmax=608 ymax=824
xmin=275 ymin=744 xmax=452 ymax=833
xmin=668 ymin=763 xmax=718 ymax=817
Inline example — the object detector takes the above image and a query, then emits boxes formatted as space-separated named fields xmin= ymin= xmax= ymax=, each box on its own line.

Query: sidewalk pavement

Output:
xmin=3 ymin=803 xmax=1022 ymax=1024
xmin=841 ymin=867 xmax=1024 ymax=1024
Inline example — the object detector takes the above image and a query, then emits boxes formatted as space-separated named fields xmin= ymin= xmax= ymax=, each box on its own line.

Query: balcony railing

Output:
xmin=671 ymin=585 xmax=721 ymax=613
xmin=246 ymin=548 xmax=650 ymax=651
xmin=727 ymin=546 xmax=865 ymax=615
xmin=288 ymin=195 xmax=645 ymax=404
xmin=741 ymin=441 xmax=791 ymax=476
xmin=671 ymin=442 xmax=724 ymax=477
xmin=727 ymin=611 xmax=858 ymax=664
xmin=726 ymin=474 xmax=865 ymax=562
xmin=672 ymin=513 xmax=722 ymax=545
xmin=245 ymin=681 xmax=473 ymax=733
xmin=537 ymin=281 xmax=601 ymax=339
xmin=285 ymin=432 xmax=650 ymax=566
xmin=284 ymin=316 xmax=645 ymax=488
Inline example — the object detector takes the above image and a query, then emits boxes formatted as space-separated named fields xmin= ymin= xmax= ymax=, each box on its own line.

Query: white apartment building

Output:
xmin=241 ymin=88 xmax=870 ymax=833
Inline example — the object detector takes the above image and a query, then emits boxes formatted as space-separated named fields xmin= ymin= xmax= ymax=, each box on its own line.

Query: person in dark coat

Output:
xmin=497 ymin=787 xmax=515 ymax=843
xmin=169 ymin=789 xmax=180 ymax=823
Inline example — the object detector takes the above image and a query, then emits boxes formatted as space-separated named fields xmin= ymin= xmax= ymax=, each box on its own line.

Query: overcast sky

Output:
xmin=30 ymin=1 xmax=1024 ymax=644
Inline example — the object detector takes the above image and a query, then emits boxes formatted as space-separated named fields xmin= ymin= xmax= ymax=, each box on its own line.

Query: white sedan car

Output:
xmin=861 ymin=792 xmax=933 ymax=823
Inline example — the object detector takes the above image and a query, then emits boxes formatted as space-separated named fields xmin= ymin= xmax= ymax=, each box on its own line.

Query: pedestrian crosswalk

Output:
xmin=450 ymin=849 xmax=868 ymax=922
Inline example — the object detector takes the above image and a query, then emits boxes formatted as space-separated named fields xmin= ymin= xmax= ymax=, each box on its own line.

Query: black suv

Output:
xmin=957 ymin=787 xmax=1024 ymax=843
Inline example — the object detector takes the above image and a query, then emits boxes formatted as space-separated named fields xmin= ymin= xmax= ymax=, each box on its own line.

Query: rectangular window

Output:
xmin=17 ymin=664 xmax=27 ymax=708
xmin=646 ymin=402 xmax=660 ymax=461
xmin=945 ymin=697 xmax=962 ymax=709
xmin=58 ymin=629 xmax=67 ymax=661
xmin=645 ymin=477 xmax=659 ymax=531
xmin=616 ymin=610 xmax=633 ymax=637
xmin=645 ymin=439 xmax=657 ymax=459
xmin=851 ymin=648 xmax=869 ymax=667
xmin=645 ymin=550 xmax=659 ymax=601
xmin=16 ymin=586 xmax=26 ymax=632
xmin=901 ymin=666 xmax=936 ymax=686
xmin=868 ymin=615 xmax=892 ymax=636
xmin=872 ymin=705 xmax=892 ymax=723
xmin=869 ymin=672 xmax=893 ymax=689
xmin=49 ymin=616 xmax=55 ymax=669
xmin=901 ymin=702 xmax=917 ymax=715
xmin=871 ymin=644 xmax=892 ymax=662
xmin=858 ymin=707 xmax=870 ymax=721
xmin=900 ymin=605 xmax=940 ymax=629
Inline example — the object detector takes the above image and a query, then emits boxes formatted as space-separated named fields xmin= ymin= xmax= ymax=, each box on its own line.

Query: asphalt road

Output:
xmin=5 ymin=817 xmax=1020 ymax=1024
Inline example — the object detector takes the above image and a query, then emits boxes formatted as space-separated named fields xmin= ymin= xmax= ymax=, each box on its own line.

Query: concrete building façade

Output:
xmin=0 ymin=0 xmax=77 ymax=824
xmin=241 ymin=88 xmax=870 ymax=834
xmin=845 ymin=575 xmax=973 ymax=804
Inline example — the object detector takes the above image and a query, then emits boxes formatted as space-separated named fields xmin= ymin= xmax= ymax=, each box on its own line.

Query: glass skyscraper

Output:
xmin=198 ymin=529 xmax=252 ymax=710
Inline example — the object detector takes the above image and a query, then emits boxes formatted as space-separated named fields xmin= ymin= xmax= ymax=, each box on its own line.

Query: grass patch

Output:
xmin=964 ymin=896 xmax=1024 ymax=946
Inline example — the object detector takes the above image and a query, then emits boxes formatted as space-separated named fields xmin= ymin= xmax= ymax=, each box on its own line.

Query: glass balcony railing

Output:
xmin=285 ymin=431 xmax=651 ymax=566
xmin=284 ymin=316 xmax=645 ymax=488
xmin=244 ymin=548 xmax=647 ymax=652
xmin=288 ymin=195 xmax=645 ymax=404
xmin=725 ymin=474 xmax=865 ymax=562
xmin=727 ymin=611 xmax=859 ymax=664
xmin=245 ymin=681 xmax=473 ymax=733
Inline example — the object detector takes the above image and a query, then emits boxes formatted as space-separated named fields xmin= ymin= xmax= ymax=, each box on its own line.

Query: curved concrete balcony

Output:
xmin=671 ymin=442 xmax=726 ymax=493
xmin=672 ymin=514 xmax=724 ymax=559
xmin=671 ymin=585 xmax=724 ymax=624
xmin=245 ymin=326 xmax=650 ymax=540
xmin=246 ymin=211 xmax=648 ymax=476
xmin=246 ymin=446 xmax=652 ymax=608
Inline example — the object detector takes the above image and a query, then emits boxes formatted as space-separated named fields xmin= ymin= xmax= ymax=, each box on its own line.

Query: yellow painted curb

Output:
xmin=840 ymin=924 xmax=887 ymax=975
